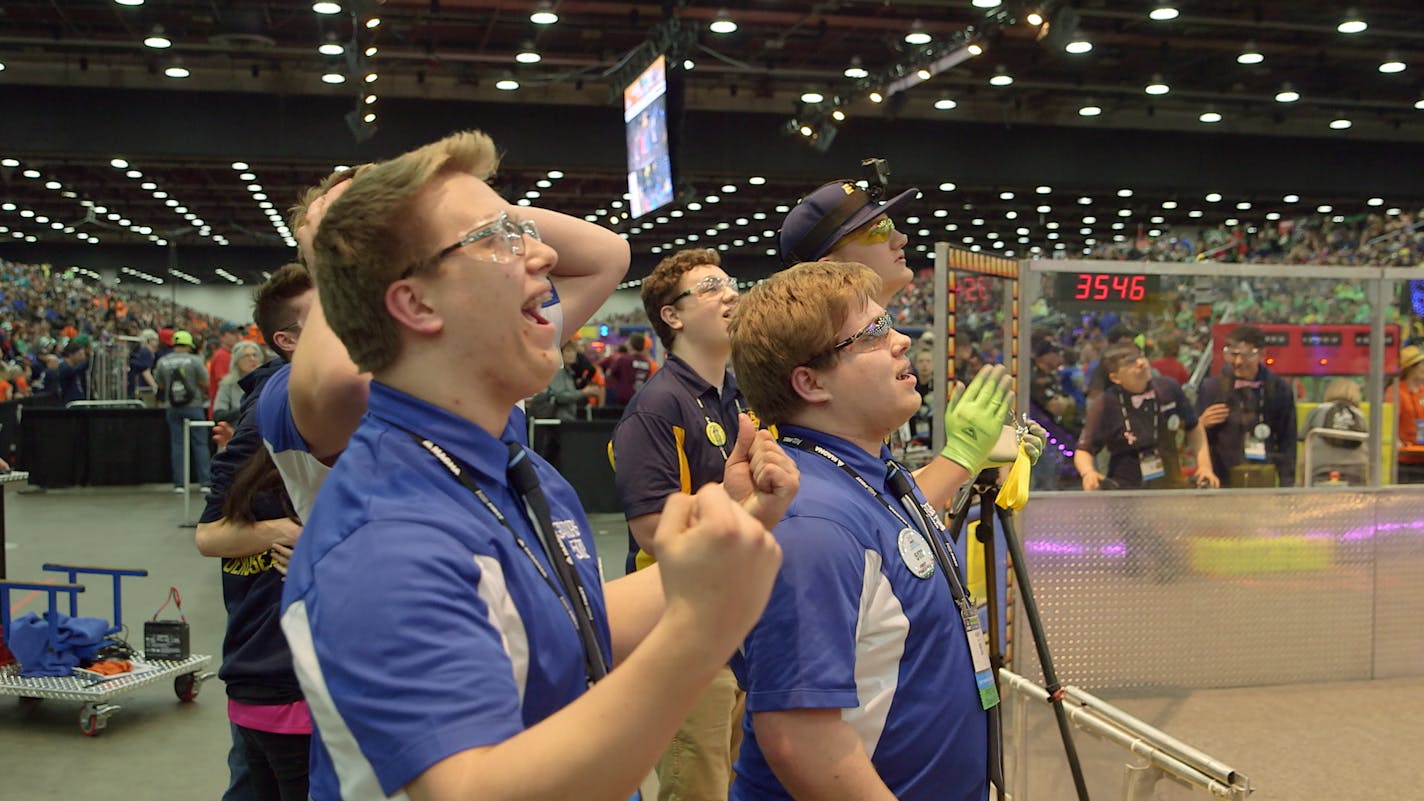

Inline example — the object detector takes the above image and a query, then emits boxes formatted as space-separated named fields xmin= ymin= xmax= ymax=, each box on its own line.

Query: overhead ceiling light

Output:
xmin=144 ymin=25 xmax=172 ymax=49
xmin=364 ymin=93 xmax=377 ymax=104
xmin=1078 ymin=102 xmax=1102 ymax=117
xmin=318 ymin=34 xmax=344 ymax=56
xmin=904 ymin=20 xmax=932 ymax=46
xmin=1026 ymin=10 xmax=1045 ymax=25
xmin=683 ymin=59 xmax=695 ymax=70
xmin=365 ymin=46 xmax=378 ymax=57
xmin=322 ymin=70 xmax=346 ymax=84
xmin=800 ymin=90 xmax=825 ymax=103
xmin=1415 ymin=94 xmax=1424 ymax=110
xmin=1036 ymin=185 xmax=1052 ymax=194
xmin=548 ymin=170 xmax=564 ymax=179
xmin=1337 ymin=9 xmax=1367 ymax=34
xmin=1205 ymin=192 xmax=1223 ymax=202
xmin=164 ymin=59 xmax=190 ymax=79
xmin=1149 ymin=2 xmax=1179 ymax=21
xmin=1274 ymin=82 xmax=1300 ymax=102
xmin=110 ymin=157 xmax=129 ymax=168
xmin=989 ymin=65 xmax=1014 ymax=86
xmin=1199 ymin=107 xmax=1223 ymax=123
xmin=1065 ymin=32 xmax=1092 ymax=54
xmin=939 ymin=182 xmax=957 ymax=192
xmin=1379 ymin=53 xmax=1406 ymax=74
xmin=831 ymin=108 xmax=846 ymax=121
xmin=363 ymin=112 xmax=376 ymax=124
xmin=496 ymin=77 xmax=520 ymax=91
xmin=972 ymin=0 xmax=1002 ymax=7
xmin=1283 ymin=194 xmax=1299 ymax=203
xmin=1144 ymin=74 xmax=1170 ymax=95
xmin=868 ymin=90 xmax=884 ymax=103
xmin=844 ymin=56 xmax=869 ymax=79
xmin=1117 ymin=188 xmax=1133 ymax=198
xmin=232 ymin=161 xmax=249 ymax=170
xmin=115 ymin=0 xmax=145 ymax=5
xmin=530 ymin=1 xmax=558 ymax=25
xmin=516 ymin=42 xmax=542 ymax=64
xmin=1329 ymin=117 xmax=1353 ymax=130
xmin=709 ymin=9 xmax=738 ymax=34
xmin=934 ymin=97 xmax=958 ymax=110
xmin=1237 ymin=41 xmax=1264 ymax=64
xmin=312 ymin=2 xmax=342 ymax=13
xmin=366 ymin=17 xmax=381 ymax=29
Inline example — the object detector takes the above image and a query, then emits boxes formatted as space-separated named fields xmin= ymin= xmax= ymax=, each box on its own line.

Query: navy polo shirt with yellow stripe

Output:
xmin=611 ymin=353 xmax=743 ymax=573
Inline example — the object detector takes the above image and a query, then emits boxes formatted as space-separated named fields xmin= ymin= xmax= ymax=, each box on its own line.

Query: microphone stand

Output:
xmin=944 ymin=468 xmax=1091 ymax=801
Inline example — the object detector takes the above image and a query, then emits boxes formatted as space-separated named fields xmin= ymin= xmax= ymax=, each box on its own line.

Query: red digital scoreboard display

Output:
xmin=1209 ymin=323 xmax=1399 ymax=376
xmin=1054 ymin=272 xmax=1161 ymax=310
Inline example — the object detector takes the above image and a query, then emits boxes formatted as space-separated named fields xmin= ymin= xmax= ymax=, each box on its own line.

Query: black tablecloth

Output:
xmin=21 ymin=407 xmax=172 ymax=487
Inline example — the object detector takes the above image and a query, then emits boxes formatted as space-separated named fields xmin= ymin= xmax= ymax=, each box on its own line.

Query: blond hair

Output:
xmin=729 ymin=262 xmax=880 ymax=427
xmin=1323 ymin=377 xmax=1361 ymax=405
xmin=312 ymin=131 xmax=501 ymax=373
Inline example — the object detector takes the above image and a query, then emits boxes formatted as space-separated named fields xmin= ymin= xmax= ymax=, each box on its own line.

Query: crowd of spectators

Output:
xmin=0 ymin=260 xmax=233 ymax=404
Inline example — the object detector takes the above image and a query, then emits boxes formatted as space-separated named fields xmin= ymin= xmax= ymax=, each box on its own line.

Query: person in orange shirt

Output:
xmin=1391 ymin=345 xmax=1424 ymax=483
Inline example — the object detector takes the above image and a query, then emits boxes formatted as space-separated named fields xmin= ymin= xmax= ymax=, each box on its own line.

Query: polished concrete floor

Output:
xmin=1 ymin=483 xmax=1418 ymax=800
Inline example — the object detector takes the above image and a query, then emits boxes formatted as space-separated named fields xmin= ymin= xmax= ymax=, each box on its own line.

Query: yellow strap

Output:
xmin=994 ymin=446 xmax=1032 ymax=511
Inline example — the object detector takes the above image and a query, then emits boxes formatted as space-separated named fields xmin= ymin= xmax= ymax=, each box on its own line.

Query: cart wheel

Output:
xmin=175 ymin=672 xmax=200 ymax=702
xmin=78 ymin=704 xmax=107 ymax=737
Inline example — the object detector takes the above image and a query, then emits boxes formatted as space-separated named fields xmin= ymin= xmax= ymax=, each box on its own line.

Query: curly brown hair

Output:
xmin=641 ymin=248 xmax=721 ymax=351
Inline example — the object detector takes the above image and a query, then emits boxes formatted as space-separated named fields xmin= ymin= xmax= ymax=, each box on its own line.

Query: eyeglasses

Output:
xmin=402 ymin=211 xmax=541 ymax=277
xmin=673 ymin=275 xmax=739 ymax=302
xmin=835 ymin=217 xmax=898 ymax=250
xmin=1222 ymin=346 xmax=1260 ymax=360
xmin=802 ymin=311 xmax=896 ymax=366
xmin=832 ymin=311 xmax=895 ymax=352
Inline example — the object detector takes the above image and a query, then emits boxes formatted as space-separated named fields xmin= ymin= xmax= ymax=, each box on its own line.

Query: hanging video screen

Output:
xmin=624 ymin=55 xmax=675 ymax=219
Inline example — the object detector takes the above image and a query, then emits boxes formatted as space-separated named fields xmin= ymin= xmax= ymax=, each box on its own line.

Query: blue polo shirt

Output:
xmin=258 ymin=366 xmax=530 ymax=523
xmin=280 ymin=381 xmax=611 ymax=801
xmin=730 ymin=424 xmax=988 ymax=801
xmin=611 ymin=353 xmax=742 ymax=572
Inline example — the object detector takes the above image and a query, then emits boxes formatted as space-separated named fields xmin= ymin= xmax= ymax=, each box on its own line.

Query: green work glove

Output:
xmin=940 ymin=364 xmax=1014 ymax=471
xmin=1022 ymin=419 xmax=1047 ymax=465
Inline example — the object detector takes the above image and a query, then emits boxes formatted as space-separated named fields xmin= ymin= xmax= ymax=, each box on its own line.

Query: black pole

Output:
xmin=995 ymin=503 xmax=1091 ymax=801
xmin=974 ymin=476 xmax=1007 ymax=800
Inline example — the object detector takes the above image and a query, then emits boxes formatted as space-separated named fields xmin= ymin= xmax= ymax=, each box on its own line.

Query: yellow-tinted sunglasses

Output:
xmin=834 ymin=217 xmax=897 ymax=250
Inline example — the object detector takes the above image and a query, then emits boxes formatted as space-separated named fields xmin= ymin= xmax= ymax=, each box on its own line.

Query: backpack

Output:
xmin=168 ymin=365 xmax=196 ymax=407
xmin=1318 ymin=400 xmax=1365 ymax=449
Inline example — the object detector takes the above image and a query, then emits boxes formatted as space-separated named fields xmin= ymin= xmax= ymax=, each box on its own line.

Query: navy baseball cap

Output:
xmin=778 ymin=180 xmax=922 ymax=265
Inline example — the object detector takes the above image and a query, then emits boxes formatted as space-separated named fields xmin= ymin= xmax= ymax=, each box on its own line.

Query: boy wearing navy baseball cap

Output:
xmin=779 ymin=179 xmax=921 ymax=307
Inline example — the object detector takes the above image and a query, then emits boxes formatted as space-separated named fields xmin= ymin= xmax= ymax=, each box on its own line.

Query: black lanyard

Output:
xmin=778 ymin=435 xmax=971 ymax=604
xmin=405 ymin=432 xmax=608 ymax=686
xmin=1115 ymin=385 xmax=1158 ymax=447
xmin=694 ymin=390 xmax=746 ymax=461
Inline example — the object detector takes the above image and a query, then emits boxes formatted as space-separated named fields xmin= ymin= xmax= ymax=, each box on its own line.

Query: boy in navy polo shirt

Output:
xmin=612 ymin=248 xmax=797 ymax=801
xmin=728 ymin=261 xmax=1014 ymax=801
xmin=281 ymin=130 xmax=787 ymax=801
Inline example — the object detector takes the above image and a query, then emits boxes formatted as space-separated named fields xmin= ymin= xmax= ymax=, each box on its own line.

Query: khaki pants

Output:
xmin=657 ymin=666 xmax=745 ymax=801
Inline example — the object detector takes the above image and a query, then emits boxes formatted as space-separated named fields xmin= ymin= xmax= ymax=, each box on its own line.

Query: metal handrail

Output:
xmin=999 ymin=668 xmax=1253 ymax=801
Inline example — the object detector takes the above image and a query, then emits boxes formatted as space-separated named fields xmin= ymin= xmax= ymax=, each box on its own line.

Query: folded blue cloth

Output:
xmin=9 ymin=610 xmax=116 ymax=677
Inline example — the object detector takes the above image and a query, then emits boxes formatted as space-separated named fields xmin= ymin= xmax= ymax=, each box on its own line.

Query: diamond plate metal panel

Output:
xmin=1370 ymin=492 xmax=1424 ymax=678
xmin=1015 ymin=490 xmax=1385 ymax=691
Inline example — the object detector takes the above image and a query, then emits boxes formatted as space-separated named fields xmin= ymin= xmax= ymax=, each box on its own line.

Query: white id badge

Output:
xmin=1139 ymin=450 xmax=1166 ymax=482
xmin=959 ymin=600 xmax=1000 ymax=710
xmin=1245 ymin=438 xmax=1268 ymax=461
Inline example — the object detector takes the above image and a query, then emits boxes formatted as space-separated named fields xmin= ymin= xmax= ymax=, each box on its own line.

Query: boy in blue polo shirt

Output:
xmin=281 ymin=130 xmax=787 ymax=801
xmin=727 ymin=261 xmax=1016 ymax=801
